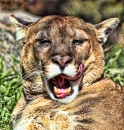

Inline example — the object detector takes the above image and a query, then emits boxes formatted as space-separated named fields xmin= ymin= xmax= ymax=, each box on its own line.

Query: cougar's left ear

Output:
xmin=10 ymin=15 xmax=33 ymax=40
xmin=95 ymin=18 xmax=120 ymax=44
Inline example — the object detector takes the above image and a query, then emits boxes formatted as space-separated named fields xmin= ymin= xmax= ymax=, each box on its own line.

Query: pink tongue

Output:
xmin=52 ymin=77 xmax=69 ymax=98
xmin=56 ymin=89 xmax=68 ymax=98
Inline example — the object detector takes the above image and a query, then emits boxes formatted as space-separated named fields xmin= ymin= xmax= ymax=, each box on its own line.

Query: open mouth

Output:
xmin=49 ymin=64 xmax=84 ymax=98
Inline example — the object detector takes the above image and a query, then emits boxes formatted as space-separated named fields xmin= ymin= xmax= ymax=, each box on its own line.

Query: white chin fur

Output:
xmin=46 ymin=83 xmax=79 ymax=104
xmin=46 ymin=77 xmax=82 ymax=104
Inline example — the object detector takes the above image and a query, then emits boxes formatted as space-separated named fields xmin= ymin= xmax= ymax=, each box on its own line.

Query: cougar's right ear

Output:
xmin=10 ymin=15 xmax=33 ymax=40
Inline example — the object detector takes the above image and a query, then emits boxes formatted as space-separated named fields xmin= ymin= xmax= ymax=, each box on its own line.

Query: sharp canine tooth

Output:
xmin=67 ymin=87 xmax=71 ymax=93
xmin=54 ymin=87 xmax=59 ymax=94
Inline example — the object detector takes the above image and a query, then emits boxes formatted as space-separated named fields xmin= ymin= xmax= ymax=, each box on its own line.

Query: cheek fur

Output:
xmin=76 ymin=42 xmax=92 ymax=61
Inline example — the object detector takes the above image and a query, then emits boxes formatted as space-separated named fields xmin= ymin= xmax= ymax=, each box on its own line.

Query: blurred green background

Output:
xmin=0 ymin=0 xmax=124 ymax=130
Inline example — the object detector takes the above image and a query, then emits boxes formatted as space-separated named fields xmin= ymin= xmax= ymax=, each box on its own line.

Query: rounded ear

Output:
xmin=95 ymin=18 xmax=120 ymax=44
xmin=10 ymin=15 xmax=33 ymax=40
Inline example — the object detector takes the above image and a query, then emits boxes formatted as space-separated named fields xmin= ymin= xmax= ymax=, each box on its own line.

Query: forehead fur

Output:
xmin=27 ymin=16 xmax=97 ymax=39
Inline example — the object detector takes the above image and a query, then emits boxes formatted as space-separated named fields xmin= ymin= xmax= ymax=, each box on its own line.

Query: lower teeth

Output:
xmin=54 ymin=86 xmax=71 ymax=95
xmin=66 ymin=87 xmax=71 ymax=93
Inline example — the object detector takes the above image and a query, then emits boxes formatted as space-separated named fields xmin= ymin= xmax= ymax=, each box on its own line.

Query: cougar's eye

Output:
xmin=73 ymin=39 xmax=85 ymax=45
xmin=37 ymin=39 xmax=51 ymax=45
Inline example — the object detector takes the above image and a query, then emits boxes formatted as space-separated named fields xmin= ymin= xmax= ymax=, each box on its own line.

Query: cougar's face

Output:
xmin=26 ymin=16 xmax=94 ymax=103
xmin=11 ymin=14 xmax=119 ymax=103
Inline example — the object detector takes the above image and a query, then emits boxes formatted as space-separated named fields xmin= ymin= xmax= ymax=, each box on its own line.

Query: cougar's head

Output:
xmin=10 ymin=15 xmax=119 ymax=103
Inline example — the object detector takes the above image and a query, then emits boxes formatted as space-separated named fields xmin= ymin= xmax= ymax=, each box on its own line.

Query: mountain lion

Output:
xmin=10 ymin=15 xmax=124 ymax=130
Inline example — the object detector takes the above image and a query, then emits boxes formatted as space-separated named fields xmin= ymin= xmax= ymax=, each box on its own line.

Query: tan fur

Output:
xmin=10 ymin=15 xmax=124 ymax=130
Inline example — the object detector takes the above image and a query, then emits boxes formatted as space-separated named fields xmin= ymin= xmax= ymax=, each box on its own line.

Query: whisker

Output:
xmin=14 ymin=69 xmax=44 ymax=87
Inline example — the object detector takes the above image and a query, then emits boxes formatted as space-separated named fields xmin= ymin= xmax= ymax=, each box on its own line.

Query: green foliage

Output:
xmin=62 ymin=0 xmax=124 ymax=24
xmin=104 ymin=44 xmax=124 ymax=86
xmin=0 ymin=57 xmax=22 ymax=130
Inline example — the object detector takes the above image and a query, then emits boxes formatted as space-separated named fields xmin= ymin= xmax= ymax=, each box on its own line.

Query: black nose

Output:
xmin=52 ymin=56 xmax=72 ymax=67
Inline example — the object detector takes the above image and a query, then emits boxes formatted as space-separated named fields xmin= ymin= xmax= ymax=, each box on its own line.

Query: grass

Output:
xmin=0 ymin=56 xmax=22 ymax=130
xmin=0 ymin=44 xmax=124 ymax=130
xmin=104 ymin=44 xmax=124 ymax=86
